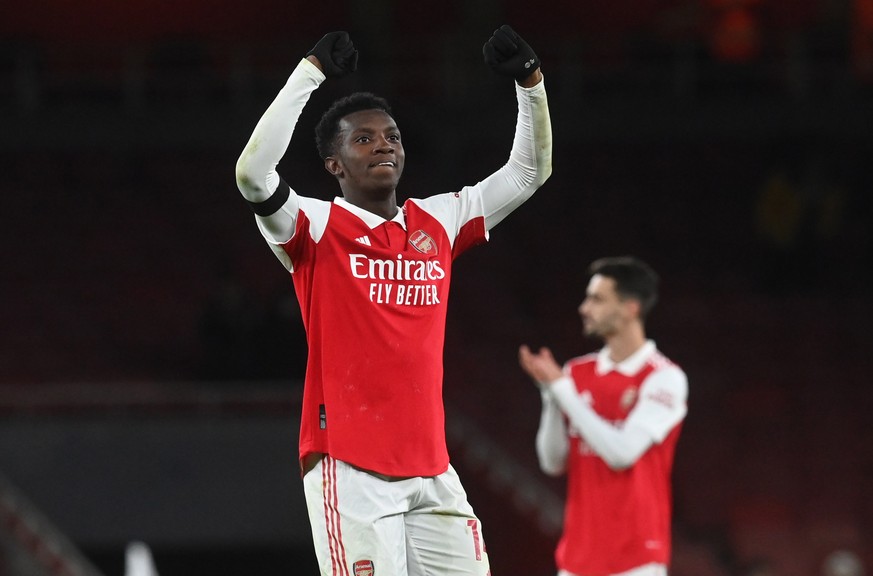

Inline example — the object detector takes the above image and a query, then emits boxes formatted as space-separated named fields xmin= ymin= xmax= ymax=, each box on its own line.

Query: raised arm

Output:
xmin=479 ymin=25 xmax=553 ymax=230
xmin=234 ymin=32 xmax=357 ymax=243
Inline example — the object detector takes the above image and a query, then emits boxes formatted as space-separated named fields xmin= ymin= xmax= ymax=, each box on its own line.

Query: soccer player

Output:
xmin=518 ymin=257 xmax=688 ymax=576
xmin=235 ymin=26 xmax=552 ymax=576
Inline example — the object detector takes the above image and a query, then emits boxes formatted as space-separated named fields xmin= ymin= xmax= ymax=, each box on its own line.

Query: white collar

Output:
xmin=334 ymin=197 xmax=405 ymax=230
xmin=595 ymin=340 xmax=657 ymax=376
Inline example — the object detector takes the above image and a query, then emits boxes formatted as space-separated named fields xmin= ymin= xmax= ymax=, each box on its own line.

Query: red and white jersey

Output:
xmin=279 ymin=194 xmax=487 ymax=477
xmin=555 ymin=342 xmax=687 ymax=575
xmin=237 ymin=58 xmax=552 ymax=478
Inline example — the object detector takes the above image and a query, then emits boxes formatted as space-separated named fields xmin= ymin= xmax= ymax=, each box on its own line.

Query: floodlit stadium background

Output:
xmin=2 ymin=1 xmax=872 ymax=575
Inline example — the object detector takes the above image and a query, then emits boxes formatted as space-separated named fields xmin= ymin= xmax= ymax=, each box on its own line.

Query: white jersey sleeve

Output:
xmin=478 ymin=80 xmax=552 ymax=231
xmin=235 ymin=58 xmax=325 ymax=244
xmin=535 ymin=388 xmax=570 ymax=476
xmin=623 ymin=365 xmax=689 ymax=443
xmin=549 ymin=365 xmax=687 ymax=471
xmin=415 ymin=80 xmax=552 ymax=239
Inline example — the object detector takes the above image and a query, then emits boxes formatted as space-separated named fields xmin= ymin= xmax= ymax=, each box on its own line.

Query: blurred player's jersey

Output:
xmin=278 ymin=193 xmax=486 ymax=477
xmin=559 ymin=346 xmax=685 ymax=575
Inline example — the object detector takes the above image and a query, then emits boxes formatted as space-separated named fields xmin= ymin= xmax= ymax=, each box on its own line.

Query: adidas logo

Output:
xmin=355 ymin=235 xmax=371 ymax=246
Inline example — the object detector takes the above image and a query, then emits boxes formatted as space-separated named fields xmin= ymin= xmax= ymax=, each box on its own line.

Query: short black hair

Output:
xmin=314 ymin=92 xmax=394 ymax=159
xmin=588 ymin=256 xmax=660 ymax=319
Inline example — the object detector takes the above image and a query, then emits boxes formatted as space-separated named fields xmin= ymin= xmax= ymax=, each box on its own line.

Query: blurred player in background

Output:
xmin=519 ymin=257 xmax=688 ymax=576
xmin=235 ymin=26 xmax=552 ymax=576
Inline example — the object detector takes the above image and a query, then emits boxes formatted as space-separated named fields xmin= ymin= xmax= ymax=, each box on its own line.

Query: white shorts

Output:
xmin=303 ymin=455 xmax=491 ymax=576
xmin=559 ymin=563 xmax=667 ymax=576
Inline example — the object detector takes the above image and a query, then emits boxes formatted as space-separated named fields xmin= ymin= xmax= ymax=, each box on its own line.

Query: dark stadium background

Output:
xmin=2 ymin=1 xmax=872 ymax=575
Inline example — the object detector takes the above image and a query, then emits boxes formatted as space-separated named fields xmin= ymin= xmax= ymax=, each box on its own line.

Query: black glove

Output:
xmin=307 ymin=31 xmax=359 ymax=77
xmin=483 ymin=25 xmax=540 ymax=82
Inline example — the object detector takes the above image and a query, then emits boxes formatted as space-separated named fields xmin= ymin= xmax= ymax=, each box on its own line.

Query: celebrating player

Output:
xmin=519 ymin=257 xmax=688 ymax=576
xmin=235 ymin=26 xmax=552 ymax=576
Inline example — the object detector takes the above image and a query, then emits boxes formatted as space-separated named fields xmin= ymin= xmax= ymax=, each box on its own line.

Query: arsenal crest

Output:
xmin=620 ymin=387 xmax=638 ymax=411
xmin=409 ymin=229 xmax=438 ymax=256
xmin=353 ymin=559 xmax=375 ymax=576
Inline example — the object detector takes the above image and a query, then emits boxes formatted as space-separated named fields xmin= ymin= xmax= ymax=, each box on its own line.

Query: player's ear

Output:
xmin=625 ymin=298 xmax=642 ymax=320
xmin=324 ymin=157 xmax=343 ymax=178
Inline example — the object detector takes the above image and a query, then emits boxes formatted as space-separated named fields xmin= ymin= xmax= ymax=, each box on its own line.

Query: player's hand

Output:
xmin=519 ymin=345 xmax=564 ymax=387
xmin=307 ymin=31 xmax=359 ymax=78
xmin=483 ymin=25 xmax=541 ymax=82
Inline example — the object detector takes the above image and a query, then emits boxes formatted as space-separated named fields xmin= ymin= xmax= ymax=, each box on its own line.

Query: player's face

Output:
xmin=327 ymin=109 xmax=405 ymax=195
xmin=578 ymin=275 xmax=633 ymax=339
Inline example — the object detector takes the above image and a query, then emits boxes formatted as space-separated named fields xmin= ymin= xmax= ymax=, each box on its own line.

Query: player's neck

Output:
xmin=604 ymin=325 xmax=646 ymax=364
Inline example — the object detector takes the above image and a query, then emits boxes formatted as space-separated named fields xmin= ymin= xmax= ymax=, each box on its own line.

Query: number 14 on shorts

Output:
xmin=468 ymin=519 xmax=483 ymax=561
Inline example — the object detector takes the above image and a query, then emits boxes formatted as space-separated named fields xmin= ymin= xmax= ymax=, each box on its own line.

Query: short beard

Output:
xmin=584 ymin=322 xmax=616 ymax=341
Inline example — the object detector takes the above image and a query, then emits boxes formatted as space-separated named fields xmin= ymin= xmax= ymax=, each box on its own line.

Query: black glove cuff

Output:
xmin=515 ymin=55 xmax=541 ymax=82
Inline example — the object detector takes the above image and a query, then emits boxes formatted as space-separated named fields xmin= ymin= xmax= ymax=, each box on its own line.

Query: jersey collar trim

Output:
xmin=596 ymin=340 xmax=656 ymax=376
xmin=334 ymin=197 xmax=406 ymax=229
